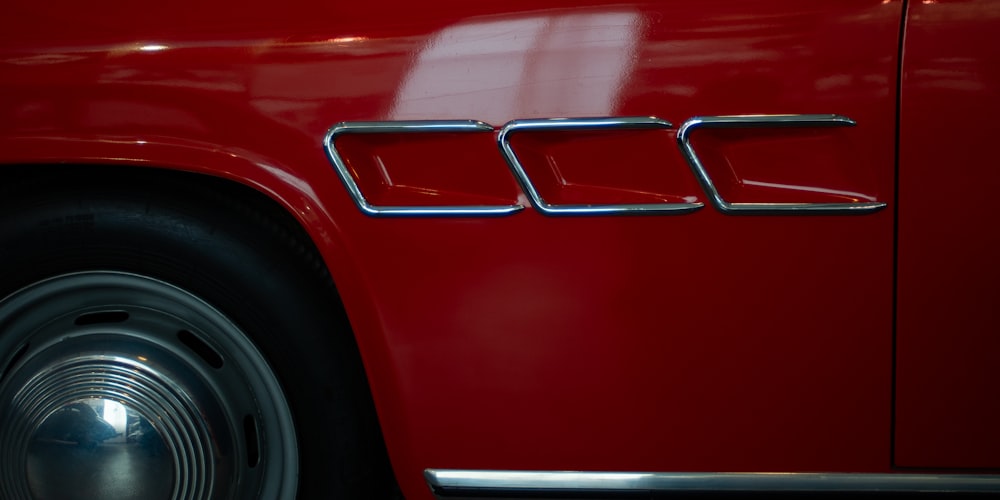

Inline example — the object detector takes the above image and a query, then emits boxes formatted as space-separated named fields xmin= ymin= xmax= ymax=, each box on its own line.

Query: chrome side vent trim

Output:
xmin=325 ymin=114 xmax=888 ymax=217
xmin=498 ymin=116 xmax=703 ymax=216
xmin=323 ymin=120 xmax=524 ymax=217
xmin=676 ymin=114 xmax=887 ymax=214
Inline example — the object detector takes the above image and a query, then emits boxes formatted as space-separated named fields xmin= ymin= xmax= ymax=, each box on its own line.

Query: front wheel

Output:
xmin=0 ymin=271 xmax=298 ymax=499
xmin=0 ymin=169 xmax=393 ymax=499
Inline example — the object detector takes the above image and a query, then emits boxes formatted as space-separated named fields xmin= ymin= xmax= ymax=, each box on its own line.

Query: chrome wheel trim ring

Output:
xmin=0 ymin=271 xmax=298 ymax=499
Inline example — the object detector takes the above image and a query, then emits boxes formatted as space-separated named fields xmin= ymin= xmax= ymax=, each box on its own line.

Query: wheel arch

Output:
xmin=0 ymin=159 xmax=405 ymax=494
xmin=0 ymin=161 xmax=350 ymax=304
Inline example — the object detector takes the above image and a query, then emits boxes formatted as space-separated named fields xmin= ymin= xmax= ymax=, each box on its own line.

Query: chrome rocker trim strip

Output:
xmin=323 ymin=120 xmax=525 ymax=217
xmin=425 ymin=470 xmax=1000 ymax=497
xmin=498 ymin=117 xmax=704 ymax=216
xmin=676 ymin=114 xmax=887 ymax=214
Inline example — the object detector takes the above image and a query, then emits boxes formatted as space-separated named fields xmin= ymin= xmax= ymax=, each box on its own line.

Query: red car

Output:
xmin=0 ymin=0 xmax=997 ymax=498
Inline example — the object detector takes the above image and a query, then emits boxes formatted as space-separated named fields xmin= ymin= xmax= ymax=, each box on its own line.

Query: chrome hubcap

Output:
xmin=0 ymin=272 xmax=297 ymax=499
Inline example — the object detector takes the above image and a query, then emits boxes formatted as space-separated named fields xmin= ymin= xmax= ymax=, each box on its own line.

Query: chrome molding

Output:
xmin=426 ymin=470 xmax=1000 ymax=497
xmin=324 ymin=115 xmax=888 ymax=217
xmin=323 ymin=120 xmax=525 ymax=217
xmin=497 ymin=117 xmax=704 ymax=216
xmin=676 ymin=114 xmax=887 ymax=214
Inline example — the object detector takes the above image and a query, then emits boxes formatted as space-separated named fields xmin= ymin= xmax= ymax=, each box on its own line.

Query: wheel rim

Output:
xmin=0 ymin=271 xmax=298 ymax=500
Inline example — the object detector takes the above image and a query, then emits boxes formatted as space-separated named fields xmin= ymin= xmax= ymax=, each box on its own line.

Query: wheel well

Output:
xmin=1 ymin=164 xmax=328 ymax=283
xmin=0 ymin=163 xmax=400 ymax=494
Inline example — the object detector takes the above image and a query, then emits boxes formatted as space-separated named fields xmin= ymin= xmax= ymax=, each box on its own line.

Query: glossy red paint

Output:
xmin=4 ymin=0 xmax=993 ymax=498
xmin=895 ymin=0 xmax=1000 ymax=469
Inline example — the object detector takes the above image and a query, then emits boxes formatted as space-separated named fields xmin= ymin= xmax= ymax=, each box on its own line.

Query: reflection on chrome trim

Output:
xmin=323 ymin=120 xmax=525 ymax=217
xmin=498 ymin=117 xmax=704 ymax=216
xmin=425 ymin=469 xmax=1000 ymax=496
xmin=676 ymin=114 xmax=887 ymax=214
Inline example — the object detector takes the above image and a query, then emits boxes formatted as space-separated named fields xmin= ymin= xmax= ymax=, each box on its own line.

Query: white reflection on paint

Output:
xmin=391 ymin=11 xmax=641 ymax=123
xmin=138 ymin=44 xmax=169 ymax=52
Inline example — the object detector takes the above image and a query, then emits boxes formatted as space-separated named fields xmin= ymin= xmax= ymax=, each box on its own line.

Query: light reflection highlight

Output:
xmin=328 ymin=36 xmax=367 ymax=44
xmin=391 ymin=11 xmax=641 ymax=122
xmin=742 ymin=179 xmax=876 ymax=202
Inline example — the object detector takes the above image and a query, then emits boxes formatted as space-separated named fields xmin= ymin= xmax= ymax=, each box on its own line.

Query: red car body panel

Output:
xmin=895 ymin=0 xmax=1000 ymax=470
xmin=0 ymin=0 xmax=995 ymax=498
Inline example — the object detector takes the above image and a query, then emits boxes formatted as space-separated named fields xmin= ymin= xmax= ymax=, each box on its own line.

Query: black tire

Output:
xmin=0 ymin=168 xmax=395 ymax=499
